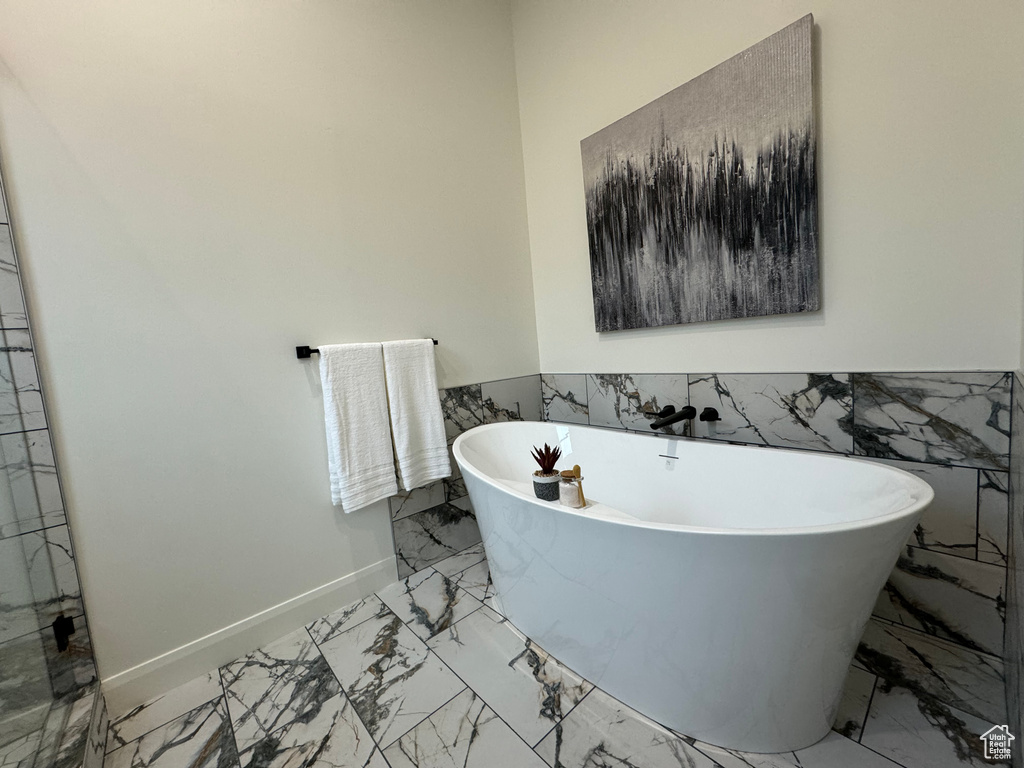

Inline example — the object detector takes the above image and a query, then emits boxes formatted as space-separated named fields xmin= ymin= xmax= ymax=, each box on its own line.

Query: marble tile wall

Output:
xmin=0 ymin=169 xmax=98 ymax=757
xmin=541 ymin=371 xmax=1014 ymax=665
xmin=1008 ymin=371 xmax=1024 ymax=762
xmin=388 ymin=375 xmax=540 ymax=578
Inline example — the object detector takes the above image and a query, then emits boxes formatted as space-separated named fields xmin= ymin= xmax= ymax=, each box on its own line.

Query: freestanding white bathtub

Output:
xmin=452 ymin=421 xmax=933 ymax=753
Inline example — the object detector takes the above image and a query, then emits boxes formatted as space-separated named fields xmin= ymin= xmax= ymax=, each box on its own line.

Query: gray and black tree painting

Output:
xmin=582 ymin=16 xmax=818 ymax=332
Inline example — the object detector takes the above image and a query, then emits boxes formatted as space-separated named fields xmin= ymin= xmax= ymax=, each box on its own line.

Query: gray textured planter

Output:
xmin=532 ymin=473 xmax=560 ymax=501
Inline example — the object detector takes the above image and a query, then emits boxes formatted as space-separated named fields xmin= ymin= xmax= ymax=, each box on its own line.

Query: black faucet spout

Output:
xmin=650 ymin=405 xmax=696 ymax=430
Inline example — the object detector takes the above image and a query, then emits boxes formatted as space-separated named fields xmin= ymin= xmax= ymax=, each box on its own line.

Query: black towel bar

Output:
xmin=296 ymin=340 xmax=438 ymax=359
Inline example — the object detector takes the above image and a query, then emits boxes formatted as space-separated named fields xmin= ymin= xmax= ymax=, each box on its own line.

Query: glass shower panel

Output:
xmin=0 ymin=176 xmax=61 ymax=747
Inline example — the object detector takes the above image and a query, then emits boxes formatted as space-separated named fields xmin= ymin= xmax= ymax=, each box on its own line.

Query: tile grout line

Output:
xmin=858 ymin=674 xmax=880 ymax=745
xmin=303 ymin=624 xmax=395 ymax=762
xmin=216 ymin=665 xmax=242 ymax=761
xmin=386 ymin=550 xmax=594 ymax=756
xmin=103 ymin=690 xmax=224 ymax=758
xmin=867 ymin=611 xmax=1005 ymax=664
xmin=420 ymin=621 xmax=568 ymax=758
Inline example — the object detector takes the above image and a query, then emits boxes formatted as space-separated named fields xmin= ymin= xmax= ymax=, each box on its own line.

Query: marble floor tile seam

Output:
xmin=212 ymin=669 xmax=244 ymax=763
xmin=0 ymin=519 xmax=70 ymax=544
xmin=856 ymin=694 xmax=1002 ymax=767
xmin=902 ymin=541 xmax=1012 ymax=570
xmin=0 ymin=609 xmax=86 ymax=650
xmin=302 ymin=617 xmax=446 ymax=754
xmin=0 ymin=425 xmax=47 ymax=440
xmin=864 ymin=614 xmax=1007 ymax=669
xmin=306 ymin=601 xmax=399 ymax=647
xmin=103 ymin=694 xmax=233 ymax=760
xmin=411 ymin=624 xmax=592 ymax=757
xmin=422 ymin=556 xmax=483 ymax=582
xmin=857 ymin=672 xmax=881 ymax=746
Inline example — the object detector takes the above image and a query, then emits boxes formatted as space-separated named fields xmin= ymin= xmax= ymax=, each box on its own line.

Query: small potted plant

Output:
xmin=531 ymin=443 xmax=562 ymax=501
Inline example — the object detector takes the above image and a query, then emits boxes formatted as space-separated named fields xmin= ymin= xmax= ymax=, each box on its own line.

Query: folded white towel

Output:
xmin=382 ymin=339 xmax=451 ymax=490
xmin=319 ymin=343 xmax=399 ymax=511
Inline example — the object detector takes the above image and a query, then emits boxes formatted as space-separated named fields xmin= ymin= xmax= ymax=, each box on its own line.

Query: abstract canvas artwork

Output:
xmin=582 ymin=16 xmax=818 ymax=331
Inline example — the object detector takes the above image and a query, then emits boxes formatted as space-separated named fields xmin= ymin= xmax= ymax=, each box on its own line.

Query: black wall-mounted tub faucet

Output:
xmin=650 ymin=405 xmax=697 ymax=430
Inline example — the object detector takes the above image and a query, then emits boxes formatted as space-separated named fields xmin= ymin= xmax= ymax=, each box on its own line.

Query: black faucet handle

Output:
xmin=699 ymin=407 xmax=720 ymax=422
xmin=655 ymin=405 xmax=676 ymax=418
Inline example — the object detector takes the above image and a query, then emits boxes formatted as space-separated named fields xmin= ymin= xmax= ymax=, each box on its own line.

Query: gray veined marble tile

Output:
xmin=1007 ymin=372 xmax=1024 ymax=743
xmin=0 ymin=330 xmax=45 ymax=434
xmin=0 ymin=631 xmax=56 ymax=734
xmin=376 ymin=567 xmax=482 ymax=641
xmin=238 ymin=693 xmax=387 ymax=768
xmin=25 ymin=524 xmax=82 ymax=626
xmin=439 ymin=385 xmax=483 ymax=443
xmin=51 ymin=690 xmax=96 ymax=768
xmin=439 ymin=384 xmax=483 ymax=501
xmin=84 ymin=688 xmax=109 ymax=768
xmin=832 ymin=665 xmax=876 ymax=741
xmin=46 ymin=618 xmax=98 ymax=698
xmin=687 ymin=731 xmax=902 ymax=767
xmin=430 ymin=543 xmax=486 ymax=578
xmin=385 ymin=687 xmax=547 ymax=768
xmin=306 ymin=595 xmax=391 ymax=646
xmin=442 ymin=471 xmax=466 ymax=503
xmin=482 ymin=375 xmax=543 ymax=423
xmin=786 ymin=732 xmax=905 ymax=767
xmin=389 ymin=482 xmax=445 ymax=522
xmin=31 ymin=696 xmax=69 ymax=768
xmin=446 ymin=560 xmax=492 ymax=603
xmin=104 ymin=698 xmax=239 ymax=768
xmin=855 ymin=619 xmax=1005 ymax=726
xmin=865 ymin=458 xmax=979 ymax=558
xmin=852 ymin=372 xmax=1011 ymax=470
xmin=0 ymin=524 xmax=82 ymax=648
xmin=427 ymin=606 xmax=592 ymax=747
xmin=0 ymin=731 xmax=41 ymax=768
xmin=220 ymin=627 xmax=341 ymax=752
xmin=535 ymin=686 xmax=717 ymax=768
xmin=978 ymin=470 xmax=1008 ymax=565
xmin=0 ymin=226 xmax=27 ymax=330
xmin=0 ymin=429 xmax=65 ymax=541
xmin=108 ymin=669 xmax=223 ymax=752
xmin=540 ymin=374 xmax=589 ymax=425
xmin=317 ymin=609 xmax=465 ymax=749
xmin=0 ymin=702 xmax=50 ymax=758
xmin=392 ymin=502 xmax=481 ymax=578
xmin=688 ymin=373 xmax=853 ymax=452
xmin=0 ymin=533 xmax=41 ymax=643
xmin=586 ymin=374 xmax=689 ymax=434
xmin=860 ymin=685 xmax=1003 ymax=767
xmin=681 ymin=738 xmax=796 ymax=768
xmin=873 ymin=547 xmax=1006 ymax=657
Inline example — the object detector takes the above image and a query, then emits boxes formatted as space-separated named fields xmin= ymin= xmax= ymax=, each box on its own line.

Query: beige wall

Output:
xmin=0 ymin=0 xmax=537 ymax=703
xmin=511 ymin=0 xmax=1024 ymax=374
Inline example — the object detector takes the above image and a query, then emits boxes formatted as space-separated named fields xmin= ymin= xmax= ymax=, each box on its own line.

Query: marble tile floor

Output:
xmin=101 ymin=545 xmax=1010 ymax=768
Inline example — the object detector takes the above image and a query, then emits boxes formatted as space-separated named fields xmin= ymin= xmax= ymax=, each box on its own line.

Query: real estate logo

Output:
xmin=980 ymin=725 xmax=1014 ymax=761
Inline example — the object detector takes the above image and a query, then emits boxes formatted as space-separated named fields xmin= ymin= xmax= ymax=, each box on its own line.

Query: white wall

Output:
xmin=0 ymin=0 xmax=537 ymax=702
xmin=511 ymin=0 xmax=1024 ymax=374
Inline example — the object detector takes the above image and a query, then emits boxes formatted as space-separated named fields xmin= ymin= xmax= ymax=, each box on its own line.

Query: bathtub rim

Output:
xmin=452 ymin=421 xmax=934 ymax=538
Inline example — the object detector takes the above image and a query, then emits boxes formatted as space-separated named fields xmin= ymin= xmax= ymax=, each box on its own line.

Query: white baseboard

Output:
xmin=101 ymin=556 xmax=398 ymax=716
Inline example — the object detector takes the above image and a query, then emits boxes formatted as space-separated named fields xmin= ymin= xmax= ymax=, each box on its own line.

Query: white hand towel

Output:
xmin=382 ymin=339 xmax=451 ymax=490
xmin=319 ymin=343 xmax=399 ymax=511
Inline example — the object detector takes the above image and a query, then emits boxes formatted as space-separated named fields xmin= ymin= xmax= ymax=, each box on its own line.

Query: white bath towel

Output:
xmin=382 ymin=339 xmax=451 ymax=490
xmin=319 ymin=343 xmax=399 ymax=511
